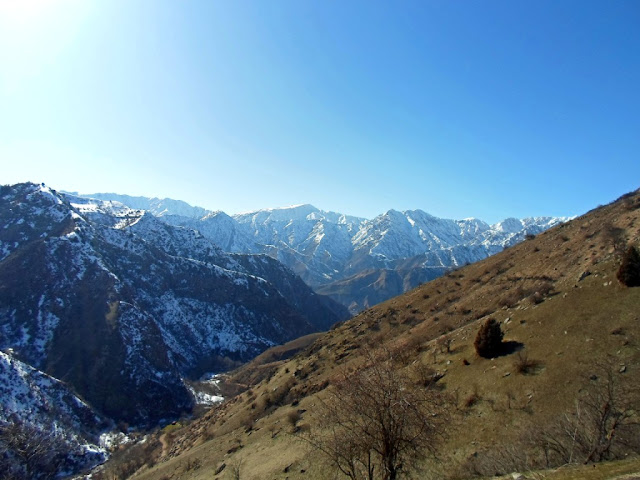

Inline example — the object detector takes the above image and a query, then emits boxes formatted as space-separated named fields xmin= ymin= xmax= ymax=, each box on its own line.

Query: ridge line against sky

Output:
xmin=74 ymin=191 xmax=573 ymax=224
xmin=1 ymin=0 xmax=639 ymax=224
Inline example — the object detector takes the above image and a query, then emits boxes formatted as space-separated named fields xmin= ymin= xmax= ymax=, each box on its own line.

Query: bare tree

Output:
xmin=460 ymin=358 xmax=640 ymax=477
xmin=228 ymin=457 xmax=243 ymax=480
xmin=0 ymin=418 xmax=66 ymax=480
xmin=302 ymin=348 xmax=451 ymax=480
xmin=540 ymin=360 xmax=640 ymax=465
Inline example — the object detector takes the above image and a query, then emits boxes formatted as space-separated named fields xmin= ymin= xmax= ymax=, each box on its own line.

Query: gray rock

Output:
xmin=578 ymin=271 xmax=591 ymax=282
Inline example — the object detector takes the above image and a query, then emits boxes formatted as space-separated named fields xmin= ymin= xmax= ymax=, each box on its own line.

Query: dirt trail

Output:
xmin=159 ymin=434 xmax=169 ymax=458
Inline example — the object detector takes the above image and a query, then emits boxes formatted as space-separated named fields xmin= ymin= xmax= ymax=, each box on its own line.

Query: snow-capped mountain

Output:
xmin=233 ymin=204 xmax=367 ymax=285
xmin=0 ymin=184 xmax=347 ymax=434
xmin=162 ymin=210 xmax=258 ymax=254
xmin=77 ymin=192 xmax=209 ymax=218
xmin=81 ymin=194 xmax=568 ymax=313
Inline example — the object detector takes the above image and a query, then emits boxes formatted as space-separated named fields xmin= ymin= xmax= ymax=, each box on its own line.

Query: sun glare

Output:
xmin=0 ymin=0 xmax=59 ymax=22
xmin=0 ymin=0 xmax=91 ymax=92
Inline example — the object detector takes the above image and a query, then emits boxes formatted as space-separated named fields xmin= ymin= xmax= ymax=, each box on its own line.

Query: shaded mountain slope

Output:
xmin=0 ymin=184 xmax=346 ymax=431
xmin=110 ymin=189 xmax=640 ymax=480
xmin=0 ymin=350 xmax=109 ymax=476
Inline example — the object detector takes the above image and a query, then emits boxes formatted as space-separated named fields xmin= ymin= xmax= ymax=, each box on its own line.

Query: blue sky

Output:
xmin=1 ymin=0 xmax=638 ymax=223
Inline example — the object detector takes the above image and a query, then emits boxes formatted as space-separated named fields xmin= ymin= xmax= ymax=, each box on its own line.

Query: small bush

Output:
xmin=464 ymin=386 xmax=480 ymax=408
xmin=286 ymin=410 xmax=302 ymax=430
xmin=513 ymin=351 xmax=540 ymax=375
xmin=499 ymin=287 xmax=524 ymax=308
xmin=530 ymin=292 xmax=544 ymax=305
xmin=436 ymin=336 xmax=453 ymax=354
xmin=182 ymin=457 xmax=202 ymax=472
xmin=617 ymin=245 xmax=640 ymax=287
xmin=474 ymin=318 xmax=503 ymax=358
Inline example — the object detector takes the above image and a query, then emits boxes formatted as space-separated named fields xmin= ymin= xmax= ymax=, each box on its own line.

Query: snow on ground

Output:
xmin=186 ymin=385 xmax=223 ymax=406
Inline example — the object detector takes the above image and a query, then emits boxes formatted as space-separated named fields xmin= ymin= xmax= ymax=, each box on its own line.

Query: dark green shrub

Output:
xmin=474 ymin=318 xmax=504 ymax=358
xmin=617 ymin=245 xmax=640 ymax=287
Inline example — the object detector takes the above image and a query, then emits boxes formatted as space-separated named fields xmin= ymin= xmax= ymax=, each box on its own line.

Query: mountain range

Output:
xmin=0 ymin=183 xmax=567 ymax=477
xmin=100 ymin=188 xmax=640 ymax=480
xmin=80 ymin=192 xmax=569 ymax=313
xmin=0 ymin=183 xmax=347 ymax=475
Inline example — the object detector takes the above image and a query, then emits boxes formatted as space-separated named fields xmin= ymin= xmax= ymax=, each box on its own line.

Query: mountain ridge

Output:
xmin=80 ymin=193 xmax=569 ymax=313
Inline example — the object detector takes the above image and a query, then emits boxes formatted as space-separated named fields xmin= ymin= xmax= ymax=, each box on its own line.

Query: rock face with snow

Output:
xmin=80 ymin=192 xmax=209 ymax=219
xmin=83 ymin=196 xmax=566 ymax=313
xmin=0 ymin=350 xmax=108 ymax=476
xmin=0 ymin=184 xmax=348 ymax=432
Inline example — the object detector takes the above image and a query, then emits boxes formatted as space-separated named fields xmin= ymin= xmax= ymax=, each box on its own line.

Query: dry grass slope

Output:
xmin=96 ymin=189 xmax=640 ymax=480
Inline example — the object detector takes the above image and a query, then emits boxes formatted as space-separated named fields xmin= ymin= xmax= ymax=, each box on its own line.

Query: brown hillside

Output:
xmin=98 ymin=190 xmax=640 ymax=480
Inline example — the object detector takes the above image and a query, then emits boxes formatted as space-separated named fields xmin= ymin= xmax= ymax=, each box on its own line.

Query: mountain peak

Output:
xmin=236 ymin=203 xmax=319 ymax=216
xmin=79 ymin=192 xmax=210 ymax=218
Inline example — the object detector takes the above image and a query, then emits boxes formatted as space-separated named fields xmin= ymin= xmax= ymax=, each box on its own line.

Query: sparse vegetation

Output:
xmin=460 ymin=360 xmax=640 ymax=477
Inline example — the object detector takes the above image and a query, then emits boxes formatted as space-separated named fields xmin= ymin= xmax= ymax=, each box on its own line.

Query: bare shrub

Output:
xmin=513 ymin=351 xmax=541 ymax=375
xmin=228 ymin=458 xmax=243 ymax=480
xmin=498 ymin=287 xmax=524 ymax=308
xmin=301 ymin=347 xmax=452 ymax=480
xmin=621 ymin=193 xmax=640 ymax=211
xmin=0 ymin=419 xmax=67 ymax=480
xmin=92 ymin=431 xmax=161 ymax=480
xmin=413 ymin=363 xmax=442 ymax=389
xmin=474 ymin=309 xmax=493 ymax=320
xmin=530 ymin=291 xmax=544 ymax=304
xmin=538 ymin=361 xmax=640 ymax=465
xmin=287 ymin=410 xmax=302 ymax=431
xmin=182 ymin=456 xmax=202 ymax=472
xmin=242 ymin=414 xmax=256 ymax=433
xmin=602 ymin=222 xmax=626 ymax=254
xmin=463 ymin=386 xmax=480 ymax=409
xmin=436 ymin=336 xmax=453 ymax=354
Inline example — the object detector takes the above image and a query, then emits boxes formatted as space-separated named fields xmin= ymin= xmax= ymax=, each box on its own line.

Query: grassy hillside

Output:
xmin=96 ymin=190 xmax=640 ymax=480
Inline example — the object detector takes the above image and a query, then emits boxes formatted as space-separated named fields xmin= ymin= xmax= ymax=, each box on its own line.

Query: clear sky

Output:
xmin=1 ymin=0 xmax=638 ymax=223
